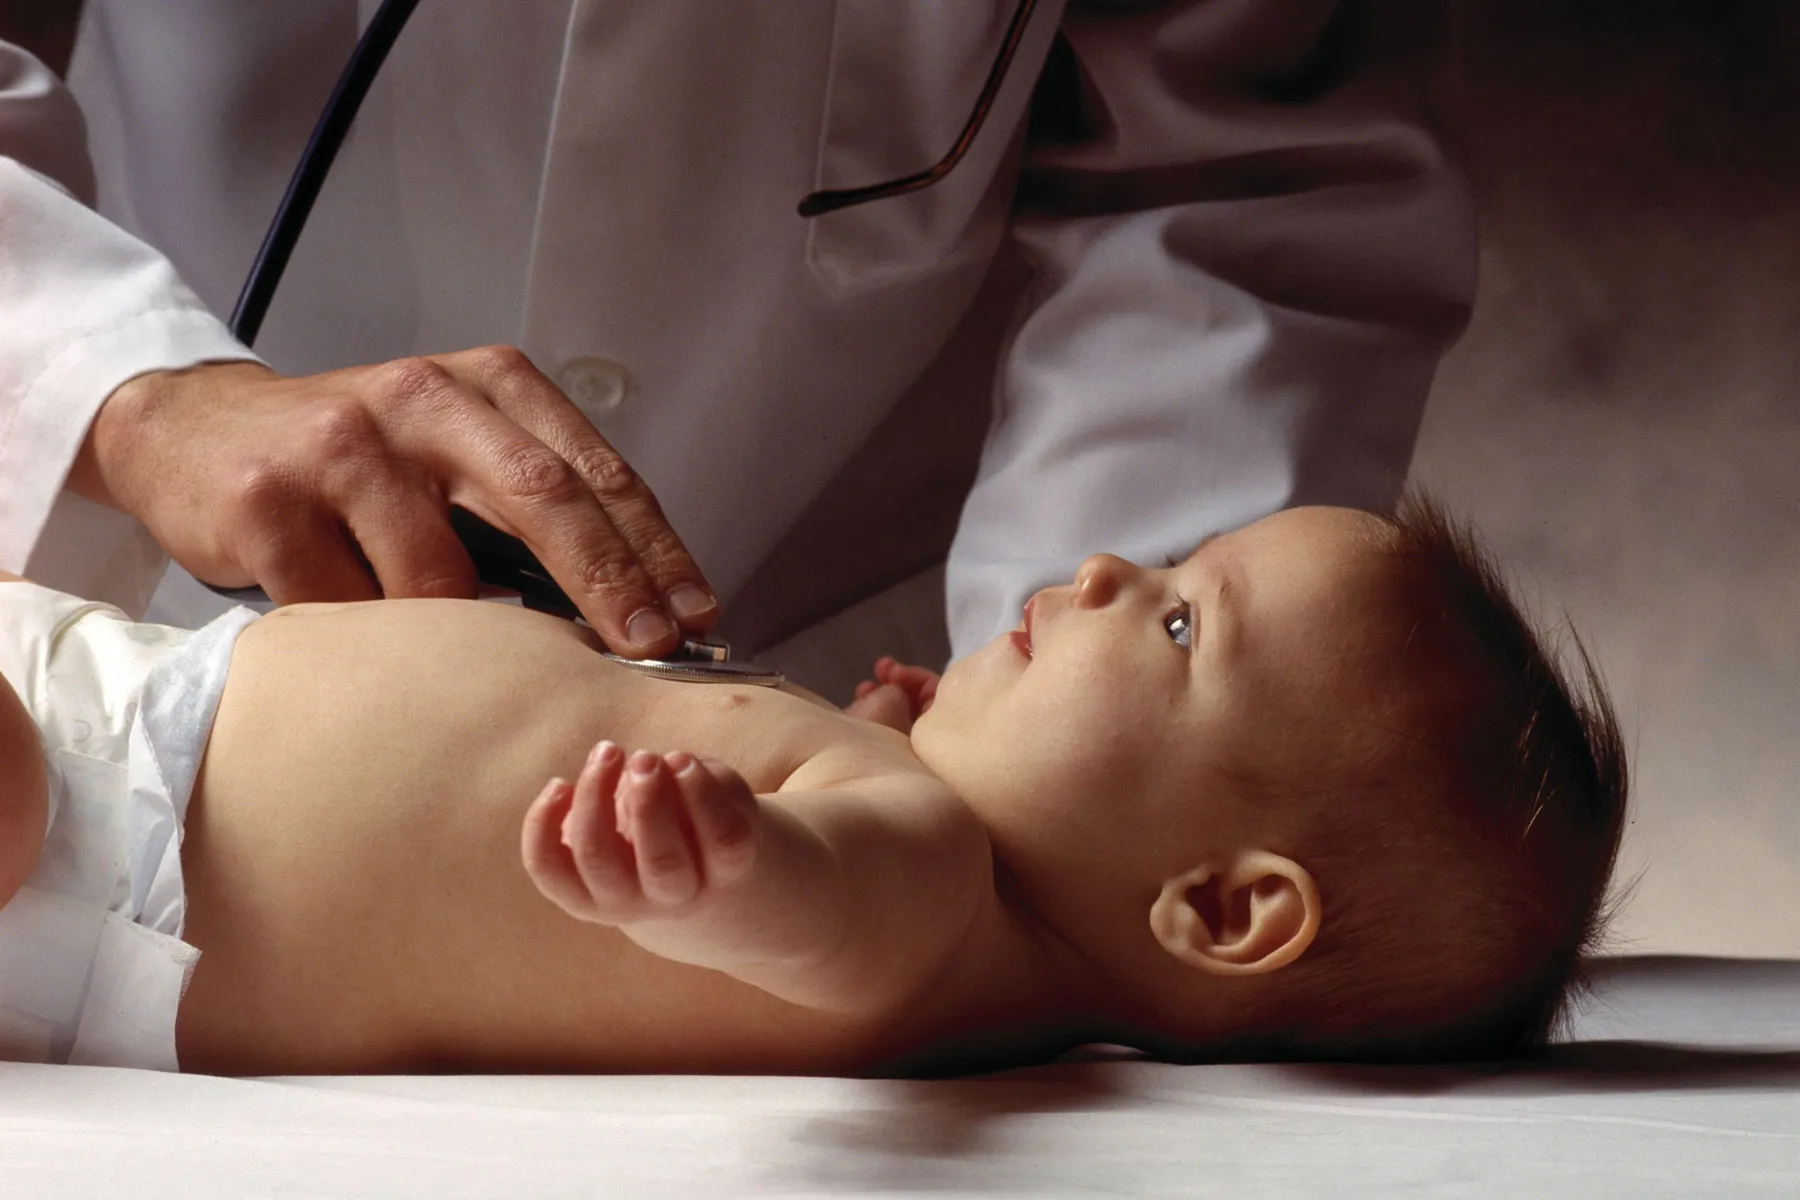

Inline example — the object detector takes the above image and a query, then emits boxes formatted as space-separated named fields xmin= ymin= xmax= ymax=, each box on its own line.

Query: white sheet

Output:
xmin=3 ymin=956 xmax=1796 ymax=1198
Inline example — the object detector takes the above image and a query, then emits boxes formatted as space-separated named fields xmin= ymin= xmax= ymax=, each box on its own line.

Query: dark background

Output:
xmin=1411 ymin=0 xmax=1800 ymax=953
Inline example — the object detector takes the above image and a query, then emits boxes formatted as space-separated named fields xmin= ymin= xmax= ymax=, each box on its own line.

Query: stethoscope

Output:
xmin=213 ymin=0 xmax=1043 ymax=685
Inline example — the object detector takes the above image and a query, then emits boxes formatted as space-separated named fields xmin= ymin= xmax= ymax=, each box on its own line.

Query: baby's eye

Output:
xmin=1163 ymin=603 xmax=1193 ymax=650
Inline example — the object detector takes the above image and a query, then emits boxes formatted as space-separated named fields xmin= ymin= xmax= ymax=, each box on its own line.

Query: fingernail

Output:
xmin=629 ymin=750 xmax=660 ymax=777
xmin=667 ymin=750 xmax=697 ymax=775
xmin=589 ymin=740 xmax=617 ymax=767
xmin=626 ymin=607 xmax=675 ymax=648
xmin=668 ymin=586 xmax=716 ymax=622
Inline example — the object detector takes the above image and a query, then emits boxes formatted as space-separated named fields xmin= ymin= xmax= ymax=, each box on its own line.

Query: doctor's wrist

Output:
xmin=70 ymin=361 xmax=270 ymax=517
xmin=69 ymin=376 xmax=146 ymax=515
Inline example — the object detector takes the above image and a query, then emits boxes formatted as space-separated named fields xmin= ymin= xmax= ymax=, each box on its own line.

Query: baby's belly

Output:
xmin=174 ymin=599 xmax=887 ymax=1074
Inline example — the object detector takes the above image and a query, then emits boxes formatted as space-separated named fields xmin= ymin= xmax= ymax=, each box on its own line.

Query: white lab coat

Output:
xmin=0 ymin=0 xmax=1473 ymax=664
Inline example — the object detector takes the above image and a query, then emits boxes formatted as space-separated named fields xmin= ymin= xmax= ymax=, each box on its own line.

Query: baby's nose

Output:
xmin=1073 ymin=553 xmax=1133 ymax=607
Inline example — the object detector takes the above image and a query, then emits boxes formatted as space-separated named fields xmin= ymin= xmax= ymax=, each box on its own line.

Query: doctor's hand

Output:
xmin=71 ymin=349 xmax=716 ymax=656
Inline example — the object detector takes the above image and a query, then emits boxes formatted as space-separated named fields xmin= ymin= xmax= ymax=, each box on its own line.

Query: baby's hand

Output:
xmin=846 ymin=657 xmax=939 ymax=732
xmin=521 ymin=741 xmax=759 ymax=925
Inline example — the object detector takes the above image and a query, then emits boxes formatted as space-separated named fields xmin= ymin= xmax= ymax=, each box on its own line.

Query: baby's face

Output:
xmin=913 ymin=506 xmax=1418 ymax=929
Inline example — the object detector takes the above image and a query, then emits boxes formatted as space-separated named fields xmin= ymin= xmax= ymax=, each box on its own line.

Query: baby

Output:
xmin=0 ymin=500 xmax=1626 ymax=1075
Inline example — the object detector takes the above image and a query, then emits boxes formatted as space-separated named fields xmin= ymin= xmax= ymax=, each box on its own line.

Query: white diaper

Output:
xmin=0 ymin=581 xmax=257 ymax=1071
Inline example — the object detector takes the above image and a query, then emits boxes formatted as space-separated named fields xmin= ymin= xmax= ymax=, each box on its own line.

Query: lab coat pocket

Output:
xmin=808 ymin=0 xmax=1024 ymax=298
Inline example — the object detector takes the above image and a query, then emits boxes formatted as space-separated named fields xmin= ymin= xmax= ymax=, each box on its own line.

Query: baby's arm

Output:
xmin=521 ymin=741 xmax=989 ymax=1015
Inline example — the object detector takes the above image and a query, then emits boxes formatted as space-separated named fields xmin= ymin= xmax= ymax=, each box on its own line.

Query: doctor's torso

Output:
xmin=68 ymin=1 xmax=1063 ymax=611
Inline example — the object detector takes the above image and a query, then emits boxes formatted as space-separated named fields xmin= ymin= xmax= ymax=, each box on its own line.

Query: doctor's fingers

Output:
xmin=393 ymin=372 xmax=684 ymax=656
xmin=236 ymin=415 xmax=478 ymax=604
xmin=429 ymin=402 xmax=680 ymax=655
xmin=437 ymin=346 xmax=718 ymax=631
xmin=340 ymin=481 xmax=482 ymax=602
xmin=236 ymin=500 xmax=385 ymax=607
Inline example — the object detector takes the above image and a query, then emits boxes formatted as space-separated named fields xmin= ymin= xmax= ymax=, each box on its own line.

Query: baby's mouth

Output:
xmin=1009 ymin=596 xmax=1036 ymax=660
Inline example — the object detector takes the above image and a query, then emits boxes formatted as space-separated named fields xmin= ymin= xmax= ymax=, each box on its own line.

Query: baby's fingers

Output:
xmin=670 ymin=753 xmax=758 ymax=890
xmin=521 ymin=777 xmax=593 ymax=918
xmin=562 ymin=740 xmax=639 ymax=908
xmin=870 ymin=658 xmax=938 ymax=716
xmin=884 ymin=660 xmax=935 ymax=689
xmin=617 ymin=751 xmax=699 ymax=906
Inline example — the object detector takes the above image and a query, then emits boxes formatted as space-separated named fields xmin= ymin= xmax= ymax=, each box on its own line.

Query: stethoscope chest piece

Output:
xmin=601 ymin=638 xmax=784 ymax=687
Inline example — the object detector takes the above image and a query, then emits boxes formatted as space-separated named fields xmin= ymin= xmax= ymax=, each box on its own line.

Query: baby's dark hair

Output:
xmin=1232 ymin=493 xmax=1629 ymax=1063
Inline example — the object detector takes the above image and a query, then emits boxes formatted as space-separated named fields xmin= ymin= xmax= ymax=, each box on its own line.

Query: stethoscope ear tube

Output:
xmin=230 ymin=0 xmax=422 ymax=346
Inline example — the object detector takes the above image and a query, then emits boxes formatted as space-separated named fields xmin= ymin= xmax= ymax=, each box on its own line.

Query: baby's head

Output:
xmin=912 ymin=499 xmax=1626 ymax=1061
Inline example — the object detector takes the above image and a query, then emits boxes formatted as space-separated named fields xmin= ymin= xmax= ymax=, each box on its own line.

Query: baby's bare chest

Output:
xmin=214 ymin=598 xmax=901 ymax=806
xmin=550 ymin=673 xmax=867 ymax=793
xmin=182 ymin=600 xmax=953 ymax=1071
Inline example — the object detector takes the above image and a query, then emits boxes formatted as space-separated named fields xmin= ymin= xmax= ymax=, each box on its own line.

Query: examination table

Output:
xmin=3 ymin=955 xmax=1796 ymax=1197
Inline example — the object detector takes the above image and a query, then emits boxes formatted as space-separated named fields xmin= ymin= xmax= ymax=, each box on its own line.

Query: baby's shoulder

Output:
xmin=772 ymin=722 xmax=978 ymax=834
xmin=780 ymin=728 xmax=954 ymax=801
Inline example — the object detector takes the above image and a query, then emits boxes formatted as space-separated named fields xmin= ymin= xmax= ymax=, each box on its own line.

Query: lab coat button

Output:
xmin=557 ymin=356 xmax=634 ymax=419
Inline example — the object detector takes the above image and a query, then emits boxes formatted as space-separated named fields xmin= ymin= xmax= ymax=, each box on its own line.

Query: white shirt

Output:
xmin=0 ymin=0 xmax=1475 ymax=661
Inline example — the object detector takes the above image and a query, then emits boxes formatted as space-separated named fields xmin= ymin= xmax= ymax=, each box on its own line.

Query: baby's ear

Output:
xmin=1149 ymin=851 xmax=1320 ymax=976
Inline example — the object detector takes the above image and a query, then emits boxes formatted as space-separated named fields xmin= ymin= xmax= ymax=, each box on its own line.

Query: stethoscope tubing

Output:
xmin=230 ymin=0 xmax=422 ymax=346
xmin=233 ymin=0 xmax=1039 ymax=345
